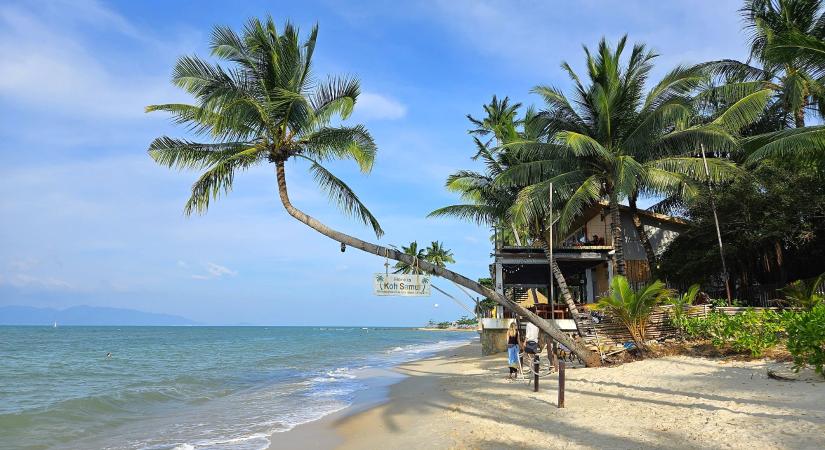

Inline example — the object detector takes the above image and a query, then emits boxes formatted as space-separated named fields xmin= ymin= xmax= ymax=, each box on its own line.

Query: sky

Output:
xmin=0 ymin=0 xmax=750 ymax=326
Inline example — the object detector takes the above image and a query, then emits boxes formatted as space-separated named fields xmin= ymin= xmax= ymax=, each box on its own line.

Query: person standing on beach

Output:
xmin=506 ymin=322 xmax=521 ymax=379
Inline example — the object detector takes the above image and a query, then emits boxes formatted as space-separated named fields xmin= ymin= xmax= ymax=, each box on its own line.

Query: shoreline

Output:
xmin=277 ymin=341 xmax=824 ymax=449
xmin=270 ymin=341 xmax=476 ymax=449
xmin=417 ymin=327 xmax=478 ymax=332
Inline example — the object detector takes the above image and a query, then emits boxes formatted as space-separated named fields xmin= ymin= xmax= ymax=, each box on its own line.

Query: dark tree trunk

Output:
xmin=275 ymin=161 xmax=601 ymax=367
xmin=609 ymin=192 xmax=627 ymax=276
xmin=539 ymin=234 xmax=585 ymax=337
xmin=795 ymin=107 xmax=805 ymax=128
xmin=628 ymin=196 xmax=657 ymax=279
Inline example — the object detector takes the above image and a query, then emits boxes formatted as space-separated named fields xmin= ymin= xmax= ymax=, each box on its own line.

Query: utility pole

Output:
xmin=700 ymin=145 xmax=732 ymax=305
xmin=550 ymin=182 xmax=554 ymax=304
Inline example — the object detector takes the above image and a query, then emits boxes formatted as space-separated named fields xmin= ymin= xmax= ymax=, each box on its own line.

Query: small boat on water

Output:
xmin=52 ymin=321 xmax=57 ymax=328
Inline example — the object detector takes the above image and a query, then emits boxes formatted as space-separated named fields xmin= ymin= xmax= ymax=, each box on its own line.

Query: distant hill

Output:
xmin=0 ymin=305 xmax=198 ymax=326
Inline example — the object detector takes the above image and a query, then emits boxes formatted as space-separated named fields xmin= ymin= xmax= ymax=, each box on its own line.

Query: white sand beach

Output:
xmin=294 ymin=342 xmax=825 ymax=449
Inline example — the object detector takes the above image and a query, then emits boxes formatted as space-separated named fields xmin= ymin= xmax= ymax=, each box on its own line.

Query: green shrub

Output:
xmin=593 ymin=276 xmax=672 ymax=351
xmin=679 ymin=309 xmax=784 ymax=357
xmin=784 ymin=303 xmax=825 ymax=377
xmin=667 ymin=284 xmax=700 ymax=338
xmin=782 ymin=273 xmax=825 ymax=310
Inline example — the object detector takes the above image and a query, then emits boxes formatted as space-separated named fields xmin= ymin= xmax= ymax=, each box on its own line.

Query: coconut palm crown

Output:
xmin=497 ymin=36 xmax=758 ymax=275
xmin=146 ymin=17 xmax=383 ymax=237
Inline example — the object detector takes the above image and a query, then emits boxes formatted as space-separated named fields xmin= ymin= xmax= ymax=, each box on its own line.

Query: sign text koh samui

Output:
xmin=373 ymin=273 xmax=431 ymax=296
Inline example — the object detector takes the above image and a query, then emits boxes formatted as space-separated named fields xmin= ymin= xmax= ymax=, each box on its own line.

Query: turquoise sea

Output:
xmin=0 ymin=326 xmax=474 ymax=450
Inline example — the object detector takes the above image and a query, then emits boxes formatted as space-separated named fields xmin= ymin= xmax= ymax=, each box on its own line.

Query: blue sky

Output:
xmin=0 ymin=0 xmax=749 ymax=325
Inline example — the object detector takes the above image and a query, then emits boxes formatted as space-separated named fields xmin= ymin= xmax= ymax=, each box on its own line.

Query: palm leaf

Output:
xmin=300 ymin=156 xmax=384 ymax=237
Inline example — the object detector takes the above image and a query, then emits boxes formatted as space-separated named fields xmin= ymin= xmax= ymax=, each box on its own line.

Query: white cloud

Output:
xmin=0 ymin=273 xmax=74 ymax=290
xmin=0 ymin=2 xmax=187 ymax=119
xmin=205 ymin=262 xmax=237 ymax=277
xmin=355 ymin=92 xmax=407 ymax=120
xmin=8 ymin=257 xmax=39 ymax=271
xmin=190 ymin=262 xmax=237 ymax=280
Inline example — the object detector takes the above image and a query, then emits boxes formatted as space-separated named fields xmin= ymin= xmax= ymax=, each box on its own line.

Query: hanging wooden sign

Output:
xmin=373 ymin=273 xmax=431 ymax=296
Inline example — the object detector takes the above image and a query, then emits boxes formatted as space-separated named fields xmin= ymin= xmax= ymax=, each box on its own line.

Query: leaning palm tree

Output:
xmin=146 ymin=17 xmax=601 ymax=366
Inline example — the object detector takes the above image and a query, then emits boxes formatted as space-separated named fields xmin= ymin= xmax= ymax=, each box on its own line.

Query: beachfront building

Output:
xmin=480 ymin=203 xmax=685 ymax=353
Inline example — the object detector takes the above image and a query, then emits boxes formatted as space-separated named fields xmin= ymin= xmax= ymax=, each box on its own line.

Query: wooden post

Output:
xmin=558 ymin=360 xmax=565 ymax=408
xmin=533 ymin=355 xmax=539 ymax=392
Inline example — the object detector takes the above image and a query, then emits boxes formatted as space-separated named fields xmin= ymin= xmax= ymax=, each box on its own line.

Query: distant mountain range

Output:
xmin=0 ymin=305 xmax=198 ymax=326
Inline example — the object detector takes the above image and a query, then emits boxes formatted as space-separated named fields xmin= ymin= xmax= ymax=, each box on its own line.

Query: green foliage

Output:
xmin=497 ymin=36 xmax=748 ymax=245
xmin=436 ymin=321 xmax=452 ymax=329
xmin=147 ymin=18 xmax=383 ymax=236
xmin=658 ymin=161 xmax=825 ymax=288
xmin=679 ymin=309 xmax=785 ymax=357
xmin=784 ymin=303 xmax=825 ymax=377
xmin=593 ymin=276 xmax=672 ymax=350
xmin=666 ymin=284 xmax=700 ymax=336
xmin=455 ymin=316 xmax=478 ymax=326
xmin=782 ymin=273 xmax=825 ymax=310
xmin=394 ymin=241 xmax=455 ymax=274
xmin=424 ymin=241 xmax=455 ymax=268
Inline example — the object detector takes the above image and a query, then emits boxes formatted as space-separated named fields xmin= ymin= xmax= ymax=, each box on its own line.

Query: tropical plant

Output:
xmin=393 ymin=240 xmax=455 ymax=273
xmin=425 ymin=241 xmax=455 ymax=268
xmin=784 ymin=302 xmax=825 ymax=376
xmin=782 ymin=272 xmax=825 ymax=309
xmin=593 ymin=275 xmax=673 ymax=351
xmin=467 ymin=95 xmax=522 ymax=154
xmin=498 ymin=36 xmax=749 ymax=277
xmin=393 ymin=241 xmax=427 ymax=274
xmin=658 ymin=161 xmax=825 ymax=296
xmin=455 ymin=315 xmax=478 ymax=326
xmin=430 ymin=99 xmax=587 ymax=334
xmin=742 ymin=0 xmax=825 ymax=127
xmin=679 ymin=309 xmax=785 ymax=357
xmin=667 ymin=284 xmax=701 ymax=338
xmin=146 ymin=17 xmax=602 ymax=367
xmin=699 ymin=1 xmax=825 ymax=165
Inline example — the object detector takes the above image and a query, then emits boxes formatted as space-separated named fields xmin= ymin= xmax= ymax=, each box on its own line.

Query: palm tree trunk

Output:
xmin=795 ymin=107 xmax=805 ymax=128
xmin=609 ymin=192 xmax=627 ymax=276
xmin=274 ymin=162 xmax=600 ymax=366
xmin=628 ymin=196 xmax=656 ymax=279
xmin=539 ymin=233 xmax=585 ymax=337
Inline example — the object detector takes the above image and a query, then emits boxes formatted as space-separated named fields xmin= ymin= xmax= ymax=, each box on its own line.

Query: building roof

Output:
xmin=565 ymin=200 xmax=687 ymax=233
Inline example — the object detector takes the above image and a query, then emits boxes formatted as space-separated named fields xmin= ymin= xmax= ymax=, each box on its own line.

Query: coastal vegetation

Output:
xmin=145 ymin=17 xmax=601 ymax=366
xmin=593 ymin=276 xmax=672 ymax=351
xmin=150 ymin=1 xmax=825 ymax=370
xmin=394 ymin=241 xmax=455 ymax=274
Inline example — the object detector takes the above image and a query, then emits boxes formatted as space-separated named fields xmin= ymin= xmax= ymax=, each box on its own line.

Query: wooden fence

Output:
xmin=587 ymin=304 xmax=711 ymax=346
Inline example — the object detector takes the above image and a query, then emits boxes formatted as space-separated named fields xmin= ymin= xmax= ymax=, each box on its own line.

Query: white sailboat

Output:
xmin=52 ymin=321 xmax=57 ymax=328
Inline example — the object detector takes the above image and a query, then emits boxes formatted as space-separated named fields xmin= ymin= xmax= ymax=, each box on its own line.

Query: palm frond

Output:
xmin=148 ymin=137 xmax=256 ymax=170
xmin=183 ymin=147 xmax=266 ymax=215
xmin=300 ymin=125 xmax=377 ymax=172
xmin=744 ymin=125 xmax=825 ymax=163
xmin=300 ymin=156 xmax=384 ymax=237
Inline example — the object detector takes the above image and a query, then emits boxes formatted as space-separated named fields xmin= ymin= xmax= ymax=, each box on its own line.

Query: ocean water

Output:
xmin=0 ymin=326 xmax=474 ymax=450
